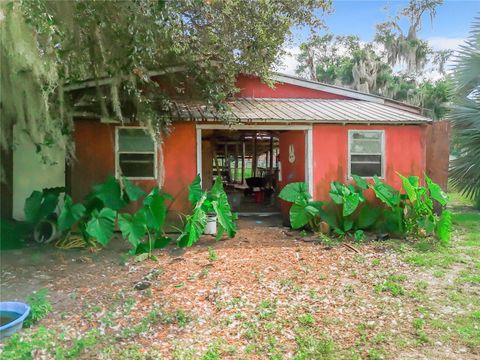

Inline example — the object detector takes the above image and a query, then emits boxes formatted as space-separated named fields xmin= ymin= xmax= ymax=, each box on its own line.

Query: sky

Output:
xmin=278 ymin=0 xmax=480 ymax=75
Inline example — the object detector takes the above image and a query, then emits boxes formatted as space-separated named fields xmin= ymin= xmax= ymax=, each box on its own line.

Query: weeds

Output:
xmin=24 ymin=288 xmax=52 ymax=327
xmin=375 ymin=275 xmax=406 ymax=296
xmin=208 ymin=246 xmax=218 ymax=261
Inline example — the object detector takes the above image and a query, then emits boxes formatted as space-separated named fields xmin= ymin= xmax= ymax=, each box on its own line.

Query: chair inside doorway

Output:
xmin=201 ymin=129 xmax=280 ymax=216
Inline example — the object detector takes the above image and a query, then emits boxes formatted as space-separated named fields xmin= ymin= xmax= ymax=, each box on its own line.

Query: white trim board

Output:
xmin=272 ymin=73 xmax=385 ymax=104
xmin=196 ymin=124 xmax=312 ymax=131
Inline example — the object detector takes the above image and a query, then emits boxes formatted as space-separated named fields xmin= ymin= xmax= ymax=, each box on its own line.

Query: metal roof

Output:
xmin=171 ymin=98 xmax=432 ymax=124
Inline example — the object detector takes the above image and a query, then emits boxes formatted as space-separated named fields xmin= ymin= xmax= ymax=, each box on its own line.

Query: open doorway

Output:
xmin=197 ymin=125 xmax=313 ymax=222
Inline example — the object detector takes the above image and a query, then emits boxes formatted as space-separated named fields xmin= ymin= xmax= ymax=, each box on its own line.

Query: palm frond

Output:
xmin=449 ymin=17 xmax=480 ymax=201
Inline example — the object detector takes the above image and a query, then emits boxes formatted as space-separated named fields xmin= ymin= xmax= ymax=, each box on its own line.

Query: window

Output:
xmin=116 ymin=127 xmax=156 ymax=179
xmin=348 ymin=130 xmax=384 ymax=178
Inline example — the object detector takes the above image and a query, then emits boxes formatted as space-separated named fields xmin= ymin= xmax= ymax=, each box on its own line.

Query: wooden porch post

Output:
xmin=269 ymin=134 xmax=274 ymax=176
xmin=241 ymin=140 xmax=245 ymax=183
xmin=234 ymin=143 xmax=239 ymax=183
xmin=224 ymin=144 xmax=229 ymax=180
xmin=252 ymin=131 xmax=257 ymax=177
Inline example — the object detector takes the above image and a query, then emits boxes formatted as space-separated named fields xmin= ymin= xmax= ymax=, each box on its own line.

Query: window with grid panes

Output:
xmin=348 ymin=130 xmax=384 ymax=178
xmin=116 ymin=128 xmax=156 ymax=179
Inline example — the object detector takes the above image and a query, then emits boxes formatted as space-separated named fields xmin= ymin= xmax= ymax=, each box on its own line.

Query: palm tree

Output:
xmin=449 ymin=17 xmax=480 ymax=206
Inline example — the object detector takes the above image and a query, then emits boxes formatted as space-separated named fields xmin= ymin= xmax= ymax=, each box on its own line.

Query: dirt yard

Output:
xmin=1 ymin=208 xmax=479 ymax=359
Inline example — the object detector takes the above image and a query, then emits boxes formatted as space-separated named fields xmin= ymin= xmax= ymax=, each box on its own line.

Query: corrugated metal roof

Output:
xmin=171 ymin=98 xmax=431 ymax=123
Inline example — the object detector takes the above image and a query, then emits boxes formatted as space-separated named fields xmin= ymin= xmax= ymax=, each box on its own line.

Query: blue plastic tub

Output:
xmin=0 ymin=302 xmax=30 ymax=339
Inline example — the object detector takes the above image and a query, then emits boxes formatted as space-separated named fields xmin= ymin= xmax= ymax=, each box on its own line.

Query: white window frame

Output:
xmin=115 ymin=126 xmax=158 ymax=180
xmin=348 ymin=129 xmax=385 ymax=179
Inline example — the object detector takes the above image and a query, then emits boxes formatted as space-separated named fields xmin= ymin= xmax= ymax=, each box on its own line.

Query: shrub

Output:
xmin=279 ymin=173 xmax=452 ymax=243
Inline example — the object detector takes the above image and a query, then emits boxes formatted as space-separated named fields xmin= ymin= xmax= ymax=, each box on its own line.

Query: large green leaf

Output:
xmin=329 ymin=182 xmax=344 ymax=204
xmin=436 ymin=210 xmax=452 ymax=244
xmin=343 ymin=218 xmax=354 ymax=232
xmin=91 ymin=176 xmax=126 ymax=210
xmin=399 ymin=174 xmax=417 ymax=203
xmin=425 ymin=175 xmax=448 ymax=206
xmin=289 ymin=203 xmax=311 ymax=229
xmin=143 ymin=187 xmax=172 ymax=230
xmin=369 ymin=176 xmax=400 ymax=208
xmin=356 ymin=204 xmax=381 ymax=230
xmin=24 ymin=190 xmax=60 ymax=224
xmin=118 ymin=211 xmax=146 ymax=249
xmin=132 ymin=236 xmax=171 ymax=255
xmin=212 ymin=193 xmax=237 ymax=238
xmin=58 ymin=195 xmax=86 ymax=231
xmin=178 ymin=200 xmax=207 ymax=247
xmin=207 ymin=176 xmax=237 ymax=238
xmin=122 ymin=177 xmax=145 ymax=202
xmin=380 ymin=207 xmax=405 ymax=235
xmin=343 ymin=192 xmax=360 ymax=217
xmin=86 ymin=208 xmax=117 ymax=246
xmin=188 ymin=174 xmax=203 ymax=206
xmin=352 ymin=174 xmax=368 ymax=190
xmin=278 ymin=182 xmax=310 ymax=204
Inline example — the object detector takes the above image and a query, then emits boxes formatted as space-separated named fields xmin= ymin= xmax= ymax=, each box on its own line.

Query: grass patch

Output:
xmin=375 ymin=274 xmax=406 ymax=296
xmin=405 ymin=251 xmax=460 ymax=268
xmin=293 ymin=333 xmax=335 ymax=360
xmin=452 ymin=212 xmax=480 ymax=245
xmin=456 ymin=310 xmax=480 ymax=347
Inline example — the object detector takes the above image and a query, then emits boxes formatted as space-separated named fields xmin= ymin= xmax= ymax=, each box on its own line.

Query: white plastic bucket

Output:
xmin=204 ymin=214 xmax=217 ymax=235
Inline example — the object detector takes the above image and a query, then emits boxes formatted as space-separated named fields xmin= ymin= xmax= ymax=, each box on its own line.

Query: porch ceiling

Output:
xmin=171 ymin=98 xmax=432 ymax=124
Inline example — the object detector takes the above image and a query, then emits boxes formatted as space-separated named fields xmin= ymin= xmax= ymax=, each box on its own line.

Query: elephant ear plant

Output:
xmin=23 ymin=186 xmax=66 ymax=243
xmin=57 ymin=176 xmax=174 ymax=258
xmin=367 ymin=176 xmax=404 ymax=235
xmin=177 ymin=175 xmax=237 ymax=247
xmin=398 ymin=173 xmax=451 ymax=242
xmin=278 ymin=182 xmax=323 ymax=230
xmin=278 ymin=177 xmax=379 ymax=237
xmin=58 ymin=176 xmax=145 ymax=247
xmin=278 ymin=174 xmax=451 ymax=244
xmin=118 ymin=187 xmax=173 ymax=260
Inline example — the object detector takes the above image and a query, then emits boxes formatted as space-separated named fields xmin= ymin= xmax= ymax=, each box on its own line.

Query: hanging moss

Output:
xmin=0 ymin=3 xmax=72 ymax=170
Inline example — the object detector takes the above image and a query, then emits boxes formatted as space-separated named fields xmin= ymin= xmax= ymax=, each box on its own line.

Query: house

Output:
xmin=3 ymin=72 xmax=449 ymax=223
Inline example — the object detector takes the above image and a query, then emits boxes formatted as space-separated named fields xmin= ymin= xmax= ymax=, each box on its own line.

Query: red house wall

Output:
xmin=71 ymin=121 xmax=196 ymax=216
xmin=235 ymin=75 xmax=351 ymax=99
xmin=312 ymin=124 xmax=427 ymax=201
xmin=278 ymin=130 xmax=306 ymax=220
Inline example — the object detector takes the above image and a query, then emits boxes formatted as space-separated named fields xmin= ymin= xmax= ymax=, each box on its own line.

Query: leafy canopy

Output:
xmin=1 ymin=0 xmax=330 ymax=163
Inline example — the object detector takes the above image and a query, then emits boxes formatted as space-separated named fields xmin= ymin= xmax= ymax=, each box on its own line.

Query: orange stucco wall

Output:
xmin=312 ymin=124 xmax=427 ymax=201
xmin=162 ymin=122 xmax=197 ymax=214
xmin=71 ymin=121 xmax=197 ymax=216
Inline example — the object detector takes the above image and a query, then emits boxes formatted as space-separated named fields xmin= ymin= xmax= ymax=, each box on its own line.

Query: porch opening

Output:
xmin=199 ymin=126 xmax=310 ymax=224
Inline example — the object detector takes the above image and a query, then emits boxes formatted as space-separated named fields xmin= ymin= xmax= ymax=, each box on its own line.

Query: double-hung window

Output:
xmin=116 ymin=127 xmax=157 ymax=179
xmin=348 ymin=130 xmax=384 ymax=178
